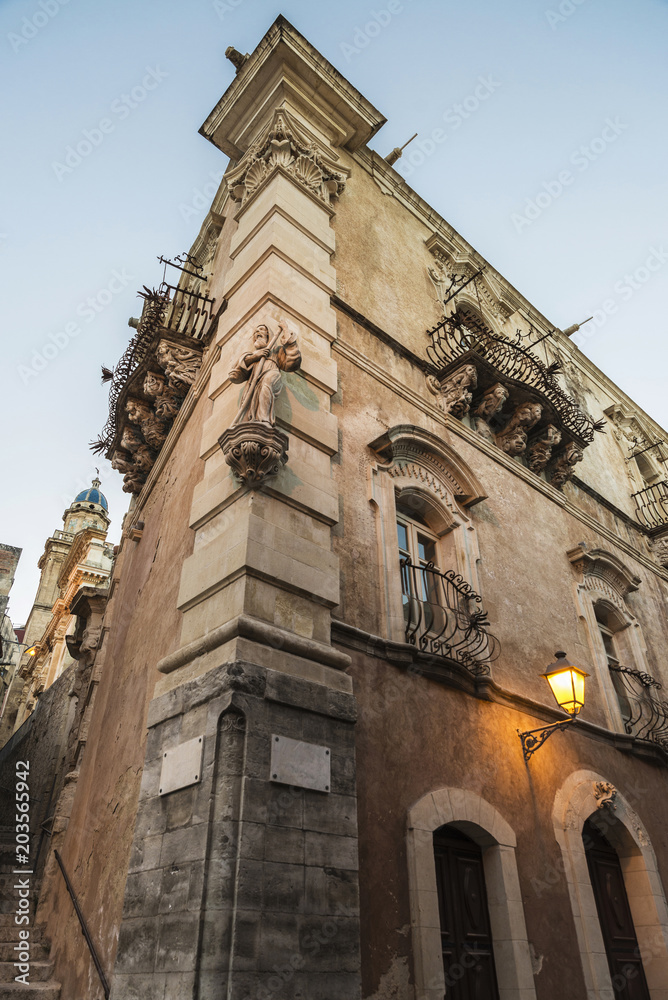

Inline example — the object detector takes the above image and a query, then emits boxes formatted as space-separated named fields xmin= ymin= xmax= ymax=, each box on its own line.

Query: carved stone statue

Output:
xmin=229 ymin=324 xmax=301 ymax=426
xmin=551 ymin=441 xmax=584 ymax=488
xmin=496 ymin=401 xmax=542 ymax=456
xmin=528 ymin=424 xmax=562 ymax=472
xmin=428 ymin=364 xmax=478 ymax=418
xmin=156 ymin=341 xmax=203 ymax=390
xmin=473 ymin=383 xmax=509 ymax=442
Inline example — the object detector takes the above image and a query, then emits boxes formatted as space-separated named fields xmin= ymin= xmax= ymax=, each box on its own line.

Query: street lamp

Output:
xmin=518 ymin=652 xmax=589 ymax=762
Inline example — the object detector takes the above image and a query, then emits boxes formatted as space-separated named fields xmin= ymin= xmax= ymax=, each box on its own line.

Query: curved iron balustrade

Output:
xmin=92 ymin=281 xmax=215 ymax=456
xmin=426 ymin=311 xmax=598 ymax=444
xmin=609 ymin=664 xmax=668 ymax=750
xmin=400 ymin=558 xmax=500 ymax=673
xmin=631 ymin=481 xmax=668 ymax=530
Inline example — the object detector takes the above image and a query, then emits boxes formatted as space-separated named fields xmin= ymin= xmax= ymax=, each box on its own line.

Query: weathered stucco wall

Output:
xmin=37 ymin=379 xmax=212 ymax=1000
xmin=0 ymin=664 xmax=77 ymax=872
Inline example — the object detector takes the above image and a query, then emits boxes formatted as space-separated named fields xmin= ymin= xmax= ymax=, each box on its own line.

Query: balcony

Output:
xmin=400 ymin=559 xmax=499 ymax=673
xmin=610 ymin=665 xmax=668 ymax=751
xmin=631 ymin=481 xmax=668 ymax=530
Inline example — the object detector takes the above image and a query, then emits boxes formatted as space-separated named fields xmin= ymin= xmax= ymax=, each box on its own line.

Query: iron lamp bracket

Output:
xmin=518 ymin=717 xmax=575 ymax=762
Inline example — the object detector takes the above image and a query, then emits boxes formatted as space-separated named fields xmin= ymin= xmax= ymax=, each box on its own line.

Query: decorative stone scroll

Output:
xmin=226 ymin=109 xmax=347 ymax=207
xmin=219 ymin=322 xmax=302 ymax=489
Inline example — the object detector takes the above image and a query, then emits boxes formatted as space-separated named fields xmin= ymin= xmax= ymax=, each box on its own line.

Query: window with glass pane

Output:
xmin=397 ymin=517 xmax=441 ymax=632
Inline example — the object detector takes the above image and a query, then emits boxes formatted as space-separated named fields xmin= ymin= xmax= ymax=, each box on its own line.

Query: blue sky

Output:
xmin=1 ymin=0 xmax=667 ymax=621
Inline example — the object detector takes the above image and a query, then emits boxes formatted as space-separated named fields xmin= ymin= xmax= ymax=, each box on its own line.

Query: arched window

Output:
xmin=369 ymin=426 xmax=498 ymax=672
xmin=583 ymin=817 xmax=651 ymax=998
xmin=433 ymin=825 xmax=500 ymax=998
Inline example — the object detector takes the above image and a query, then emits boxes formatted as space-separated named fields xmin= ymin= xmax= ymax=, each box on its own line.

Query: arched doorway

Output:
xmin=433 ymin=825 xmax=500 ymax=999
xmin=583 ymin=818 xmax=651 ymax=999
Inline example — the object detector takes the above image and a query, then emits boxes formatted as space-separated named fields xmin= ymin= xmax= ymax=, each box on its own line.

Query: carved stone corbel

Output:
xmin=125 ymin=398 xmax=168 ymax=451
xmin=427 ymin=363 xmax=478 ymax=417
xmin=551 ymin=441 xmax=584 ymax=489
xmin=156 ymin=340 xmax=204 ymax=391
xmin=650 ymin=534 xmax=668 ymax=570
xmin=496 ymin=402 xmax=542 ymax=456
xmin=472 ymin=383 xmax=509 ymax=443
xmin=219 ymin=423 xmax=289 ymax=488
xmin=528 ymin=424 xmax=562 ymax=472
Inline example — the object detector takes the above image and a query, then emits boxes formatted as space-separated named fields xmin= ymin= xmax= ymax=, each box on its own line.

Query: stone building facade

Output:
xmin=12 ymin=17 xmax=668 ymax=1000
xmin=0 ymin=481 xmax=113 ymax=742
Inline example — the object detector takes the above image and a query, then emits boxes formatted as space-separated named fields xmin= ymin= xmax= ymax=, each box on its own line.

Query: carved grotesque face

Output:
xmin=121 ymin=426 xmax=143 ymax=451
xmin=126 ymin=399 xmax=150 ymax=422
xmin=492 ymin=385 xmax=509 ymax=405
xmin=144 ymin=372 xmax=165 ymax=398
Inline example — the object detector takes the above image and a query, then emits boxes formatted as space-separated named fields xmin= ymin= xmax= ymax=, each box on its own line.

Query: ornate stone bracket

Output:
xmin=425 ymin=354 xmax=589 ymax=490
xmin=219 ymin=423 xmax=289 ymax=488
xmin=226 ymin=108 xmax=348 ymax=207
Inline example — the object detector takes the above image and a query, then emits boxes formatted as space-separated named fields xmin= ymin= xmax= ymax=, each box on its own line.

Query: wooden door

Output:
xmin=584 ymin=819 xmax=651 ymax=999
xmin=433 ymin=826 xmax=500 ymax=1000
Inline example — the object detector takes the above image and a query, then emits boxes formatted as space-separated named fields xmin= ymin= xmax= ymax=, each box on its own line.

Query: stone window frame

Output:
xmin=368 ymin=425 xmax=487 ymax=646
xmin=552 ymin=769 xmax=668 ymax=997
xmin=568 ymin=546 xmax=650 ymax=734
xmin=407 ymin=787 xmax=537 ymax=1000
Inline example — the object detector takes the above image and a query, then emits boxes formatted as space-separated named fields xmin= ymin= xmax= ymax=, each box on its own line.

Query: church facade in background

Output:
xmin=2 ymin=17 xmax=668 ymax=1000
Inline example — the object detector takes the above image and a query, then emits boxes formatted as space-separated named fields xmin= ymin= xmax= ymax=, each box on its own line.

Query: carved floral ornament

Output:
xmin=593 ymin=781 xmax=618 ymax=810
xmin=226 ymin=109 xmax=348 ymax=207
xmin=218 ymin=321 xmax=302 ymax=488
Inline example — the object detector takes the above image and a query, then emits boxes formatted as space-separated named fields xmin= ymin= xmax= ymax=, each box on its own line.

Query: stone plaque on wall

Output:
xmin=270 ymin=734 xmax=331 ymax=792
xmin=159 ymin=735 xmax=204 ymax=796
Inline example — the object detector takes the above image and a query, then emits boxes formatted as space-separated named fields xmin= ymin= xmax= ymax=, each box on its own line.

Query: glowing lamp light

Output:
xmin=542 ymin=652 xmax=589 ymax=716
xmin=26 ymin=646 xmax=37 ymax=657
xmin=518 ymin=650 xmax=589 ymax=762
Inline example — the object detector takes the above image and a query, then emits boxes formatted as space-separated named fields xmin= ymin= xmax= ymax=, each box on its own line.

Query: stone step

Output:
xmin=0 ymin=982 xmax=61 ymax=999
xmin=0 ymin=924 xmax=43 ymax=945
xmin=0 ymin=962 xmax=52 ymax=983
xmin=0 ymin=944 xmax=49 ymax=965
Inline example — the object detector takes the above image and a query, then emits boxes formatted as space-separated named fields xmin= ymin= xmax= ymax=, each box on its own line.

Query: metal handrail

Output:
xmin=400 ymin=558 xmax=499 ymax=672
xmin=55 ymin=849 xmax=110 ymax=999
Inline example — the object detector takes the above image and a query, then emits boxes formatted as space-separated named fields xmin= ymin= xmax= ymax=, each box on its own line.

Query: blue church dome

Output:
xmin=73 ymin=478 xmax=108 ymax=511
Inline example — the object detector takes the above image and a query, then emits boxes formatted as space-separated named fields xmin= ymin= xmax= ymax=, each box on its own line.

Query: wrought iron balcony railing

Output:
xmin=400 ymin=558 xmax=499 ymax=673
xmin=609 ymin=665 xmax=668 ymax=750
xmin=631 ymin=481 xmax=668 ymax=530
xmin=159 ymin=281 xmax=216 ymax=342
xmin=426 ymin=309 xmax=599 ymax=444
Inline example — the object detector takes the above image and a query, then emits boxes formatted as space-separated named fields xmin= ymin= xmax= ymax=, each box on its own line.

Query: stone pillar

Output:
xmin=111 ymin=17 xmax=385 ymax=999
